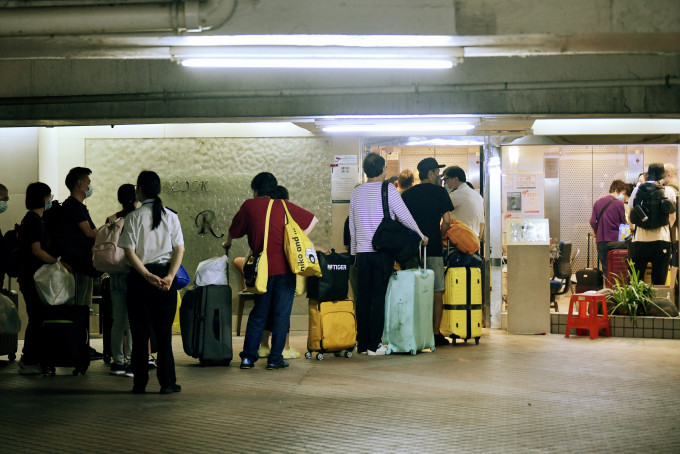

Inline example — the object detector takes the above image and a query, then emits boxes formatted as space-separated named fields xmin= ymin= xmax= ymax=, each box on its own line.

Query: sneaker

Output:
xmin=367 ymin=344 xmax=387 ymax=356
xmin=147 ymin=355 xmax=157 ymax=369
xmin=358 ymin=351 xmax=367 ymax=355
xmin=434 ymin=333 xmax=450 ymax=346
xmin=110 ymin=363 xmax=127 ymax=376
xmin=160 ymin=384 xmax=182 ymax=395
xmin=282 ymin=347 xmax=300 ymax=359
xmin=257 ymin=346 xmax=271 ymax=358
xmin=18 ymin=358 xmax=42 ymax=375
xmin=265 ymin=361 xmax=289 ymax=370
xmin=240 ymin=358 xmax=254 ymax=369
xmin=89 ymin=347 xmax=104 ymax=360
xmin=124 ymin=365 xmax=134 ymax=378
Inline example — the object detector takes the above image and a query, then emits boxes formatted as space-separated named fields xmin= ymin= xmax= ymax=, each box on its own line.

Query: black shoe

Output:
xmin=160 ymin=384 xmax=182 ymax=395
xmin=240 ymin=358 xmax=254 ymax=369
xmin=266 ymin=361 xmax=289 ymax=370
xmin=89 ymin=347 xmax=104 ymax=360
xmin=434 ymin=333 xmax=450 ymax=346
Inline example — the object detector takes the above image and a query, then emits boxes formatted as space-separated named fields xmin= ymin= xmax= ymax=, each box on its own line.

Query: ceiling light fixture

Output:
xmin=180 ymin=57 xmax=454 ymax=69
xmin=322 ymin=124 xmax=474 ymax=133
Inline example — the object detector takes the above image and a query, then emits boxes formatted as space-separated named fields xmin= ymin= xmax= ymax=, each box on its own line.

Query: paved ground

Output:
xmin=1 ymin=331 xmax=679 ymax=453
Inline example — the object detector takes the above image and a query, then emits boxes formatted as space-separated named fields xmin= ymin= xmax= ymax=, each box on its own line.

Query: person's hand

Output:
xmin=421 ymin=236 xmax=429 ymax=246
xmin=160 ymin=275 xmax=174 ymax=291
xmin=145 ymin=272 xmax=164 ymax=289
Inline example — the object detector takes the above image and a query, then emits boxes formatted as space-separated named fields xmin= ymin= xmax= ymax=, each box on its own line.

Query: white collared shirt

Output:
xmin=118 ymin=199 xmax=184 ymax=265
xmin=449 ymin=183 xmax=485 ymax=236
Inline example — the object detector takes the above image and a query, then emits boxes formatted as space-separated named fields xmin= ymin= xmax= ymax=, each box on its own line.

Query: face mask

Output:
xmin=45 ymin=200 xmax=53 ymax=211
xmin=85 ymin=184 xmax=94 ymax=198
xmin=616 ymin=193 xmax=625 ymax=201
xmin=0 ymin=201 xmax=7 ymax=214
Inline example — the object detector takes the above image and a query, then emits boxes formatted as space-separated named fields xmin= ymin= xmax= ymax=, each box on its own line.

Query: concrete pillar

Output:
xmin=38 ymin=127 xmax=59 ymax=193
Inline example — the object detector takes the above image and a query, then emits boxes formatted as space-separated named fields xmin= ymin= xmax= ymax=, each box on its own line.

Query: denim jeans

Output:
xmin=109 ymin=271 xmax=132 ymax=365
xmin=240 ymin=273 xmax=295 ymax=365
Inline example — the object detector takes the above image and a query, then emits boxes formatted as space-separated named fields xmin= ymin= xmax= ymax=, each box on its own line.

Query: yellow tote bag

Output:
xmin=295 ymin=275 xmax=307 ymax=296
xmin=281 ymin=201 xmax=322 ymax=278
xmin=243 ymin=200 xmax=273 ymax=294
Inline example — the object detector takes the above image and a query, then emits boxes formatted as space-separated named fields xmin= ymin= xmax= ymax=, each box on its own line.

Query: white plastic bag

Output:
xmin=195 ymin=256 xmax=229 ymax=286
xmin=34 ymin=260 xmax=76 ymax=306
xmin=0 ymin=293 xmax=21 ymax=334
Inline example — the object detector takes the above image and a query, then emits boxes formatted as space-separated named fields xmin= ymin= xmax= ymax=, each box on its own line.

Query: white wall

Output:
xmin=0 ymin=128 xmax=39 ymax=235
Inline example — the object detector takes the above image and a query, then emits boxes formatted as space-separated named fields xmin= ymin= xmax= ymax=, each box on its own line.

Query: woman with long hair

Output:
xmin=118 ymin=171 xmax=185 ymax=394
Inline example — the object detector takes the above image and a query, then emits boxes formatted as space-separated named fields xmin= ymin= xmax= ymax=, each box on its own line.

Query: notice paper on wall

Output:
xmin=331 ymin=164 xmax=359 ymax=202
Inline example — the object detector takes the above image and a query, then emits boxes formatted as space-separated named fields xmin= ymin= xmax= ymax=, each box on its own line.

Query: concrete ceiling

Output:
xmin=0 ymin=0 xmax=678 ymax=128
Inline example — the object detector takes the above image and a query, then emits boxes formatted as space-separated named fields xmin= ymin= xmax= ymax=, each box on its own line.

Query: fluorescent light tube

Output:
xmin=180 ymin=58 xmax=453 ymax=69
xmin=321 ymin=124 xmax=475 ymax=133
xmin=532 ymin=119 xmax=680 ymax=135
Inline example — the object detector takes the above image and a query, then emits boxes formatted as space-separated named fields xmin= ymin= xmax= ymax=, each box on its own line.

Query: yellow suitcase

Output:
xmin=441 ymin=267 xmax=482 ymax=345
xmin=306 ymin=299 xmax=356 ymax=360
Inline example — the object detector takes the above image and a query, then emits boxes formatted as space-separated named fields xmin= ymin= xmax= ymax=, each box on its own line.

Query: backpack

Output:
xmin=443 ymin=219 xmax=480 ymax=254
xmin=2 ymin=224 xmax=21 ymax=278
xmin=630 ymin=182 xmax=676 ymax=230
xmin=92 ymin=217 xmax=127 ymax=273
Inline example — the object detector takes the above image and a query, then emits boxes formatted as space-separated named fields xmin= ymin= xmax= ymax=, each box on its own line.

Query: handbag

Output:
xmin=34 ymin=259 xmax=76 ymax=306
xmin=372 ymin=181 xmax=420 ymax=262
xmin=306 ymin=249 xmax=351 ymax=301
xmin=243 ymin=200 xmax=273 ymax=294
xmin=281 ymin=200 xmax=322 ymax=277
xmin=175 ymin=264 xmax=190 ymax=289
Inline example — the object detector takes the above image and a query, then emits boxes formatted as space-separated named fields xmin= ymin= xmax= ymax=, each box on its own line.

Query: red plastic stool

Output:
xmin=565 ymin=293 xmax=610 ymax=339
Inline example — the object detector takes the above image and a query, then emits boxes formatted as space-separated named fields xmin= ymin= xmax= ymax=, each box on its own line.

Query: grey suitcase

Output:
xmin=180 ymin=284 xmax=233 ymax=366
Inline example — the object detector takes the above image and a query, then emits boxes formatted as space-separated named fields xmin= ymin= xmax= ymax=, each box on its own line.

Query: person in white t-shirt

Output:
xmin=118 ymin=170 xmax=185 ymax=395
xmin=442 ymin=166 xmax=485 ymax=240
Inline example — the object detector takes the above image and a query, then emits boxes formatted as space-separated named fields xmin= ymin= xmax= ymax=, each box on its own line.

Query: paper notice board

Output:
xmin=331 ymin=164 xmax=359 ymax=202
xmin=501 ymin=172 xmax=544 ymax=230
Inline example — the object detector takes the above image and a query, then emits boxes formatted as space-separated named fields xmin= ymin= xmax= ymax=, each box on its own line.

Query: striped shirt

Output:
xmin=349 ymin=182 xmax=424 ymax=255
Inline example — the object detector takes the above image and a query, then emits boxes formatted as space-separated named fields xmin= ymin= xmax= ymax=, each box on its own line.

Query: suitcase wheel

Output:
xmin=316 ymin=353 xmax=324 ymax=361
xmin=304 ymin=351 xmax=312 ymax=360
xmin=345 ymin=351 xmax=352 ymax=359
xmin=475 ymin=337 xmax=480 ymax=345
xmin=385 ymin=348 xmax=392 ymax=355
xmin=410 ymin=350 xmax=416 ymax=356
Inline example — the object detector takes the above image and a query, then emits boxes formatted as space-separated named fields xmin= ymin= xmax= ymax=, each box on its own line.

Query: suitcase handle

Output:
xmin=212 ymin=308 xmax=220 ymax=340
xmin=419 ymin=242 xmax=427 ymax=273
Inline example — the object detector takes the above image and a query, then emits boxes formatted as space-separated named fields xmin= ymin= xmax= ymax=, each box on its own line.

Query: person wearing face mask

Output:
xmin=0 ymin=183 xmax=9 ymax=286
xmin=17 ymin=182 xmax=59 ymax=374
xmin=60 ymin=167 xmax=102 ymax=359
xmin=589 ymin=179 xmax=629 ymax=279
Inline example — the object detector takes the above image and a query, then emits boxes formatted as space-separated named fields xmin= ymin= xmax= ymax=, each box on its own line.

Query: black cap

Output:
xmin=647 ymin=163 xmax=667 ymax=181
xmin=417 ymin=157 xmax=445 ymax=173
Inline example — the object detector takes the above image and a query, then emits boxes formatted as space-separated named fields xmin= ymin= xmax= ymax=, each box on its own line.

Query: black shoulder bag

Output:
xmin=372 ymin=182 xmax=419 ymax=263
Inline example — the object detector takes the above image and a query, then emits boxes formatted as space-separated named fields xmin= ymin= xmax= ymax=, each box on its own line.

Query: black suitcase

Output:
xmin=39 ymin=305 xmax=91 ymax=375
xmin=0 ymin=283 xmax=20 ymax=361
xmin=307 ymin=249 xmax=351 ymax=301
xmin=180 ymin=285 xmax=232 ymax=366
xmin=575 ymin=235 xmax=603 ymax=293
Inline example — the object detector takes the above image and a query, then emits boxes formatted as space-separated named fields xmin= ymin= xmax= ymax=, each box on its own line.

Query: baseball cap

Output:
xmin=417 ymin=157 xmax=445 ymax=173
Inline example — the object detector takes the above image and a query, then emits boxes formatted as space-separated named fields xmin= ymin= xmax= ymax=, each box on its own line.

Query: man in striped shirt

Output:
xmin=349 ymin=153 xmax=427 ymax=355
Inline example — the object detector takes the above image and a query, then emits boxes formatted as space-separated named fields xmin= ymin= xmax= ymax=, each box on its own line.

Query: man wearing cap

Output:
xmin=442 ymin=166 xmax=485 ymax=241
xmin=402 ymin=157 xmax=454 ymax=346
xmin=628 ymin=163 xmax=677 ymax=285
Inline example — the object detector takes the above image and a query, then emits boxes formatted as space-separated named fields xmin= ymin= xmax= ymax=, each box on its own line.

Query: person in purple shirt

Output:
xmin=589 ymin=179 xmax=628 ymax=278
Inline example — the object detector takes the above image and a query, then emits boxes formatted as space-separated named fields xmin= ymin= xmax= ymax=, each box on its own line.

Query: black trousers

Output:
xmin=126 ymin=265 xmax=177 ymax=390
xmin=18 ymin=275 xmax=43 ymax=365
xmin=356 ymin=252 xmax=392 ymax=353
xmin=629 ymin=240 xmax=671 ymax=285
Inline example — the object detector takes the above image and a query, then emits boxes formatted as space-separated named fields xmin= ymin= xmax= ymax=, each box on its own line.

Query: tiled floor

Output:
xmin=1 ymin=331 xmax=679 ymax=453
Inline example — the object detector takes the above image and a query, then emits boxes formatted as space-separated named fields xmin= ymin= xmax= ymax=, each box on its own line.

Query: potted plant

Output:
xmin=608 ymin=259 xmax=670 ymax=327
